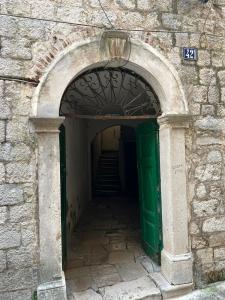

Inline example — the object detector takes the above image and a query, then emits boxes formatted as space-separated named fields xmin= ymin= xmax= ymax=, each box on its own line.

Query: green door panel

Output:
xmin=59 ymin=124 xmax=67 ymax=270
xmin=136 ymin=120 xmax=162 ymax=263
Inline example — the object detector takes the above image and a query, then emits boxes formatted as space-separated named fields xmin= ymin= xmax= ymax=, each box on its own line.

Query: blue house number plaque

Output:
xmin=183 ymin=48 xmax=198 ymax=60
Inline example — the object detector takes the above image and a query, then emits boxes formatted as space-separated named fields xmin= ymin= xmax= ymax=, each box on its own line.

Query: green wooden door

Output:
xmin=136 ymin=120 xmax=162 ymax=263
xmin=59 ymin=124 xmax=67 ymax=270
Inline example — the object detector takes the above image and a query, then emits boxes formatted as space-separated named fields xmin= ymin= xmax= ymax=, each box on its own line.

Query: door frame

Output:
xmin=30 ymin=38 xmax=192 ymax=299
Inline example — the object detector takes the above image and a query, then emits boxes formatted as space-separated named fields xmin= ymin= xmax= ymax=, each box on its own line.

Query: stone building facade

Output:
xmin=1 ymin=0 xmax=225 ymax=299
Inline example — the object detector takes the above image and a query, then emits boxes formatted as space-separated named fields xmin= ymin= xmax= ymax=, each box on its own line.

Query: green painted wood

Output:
xmin=59 ymin=124 xmax=67 ymax=270
xmin=136 ymin=120 xmax=162 ymax=263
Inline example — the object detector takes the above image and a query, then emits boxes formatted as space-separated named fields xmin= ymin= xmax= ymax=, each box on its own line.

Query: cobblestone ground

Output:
xmin=65 ymin=197 xmax=160 ymax=300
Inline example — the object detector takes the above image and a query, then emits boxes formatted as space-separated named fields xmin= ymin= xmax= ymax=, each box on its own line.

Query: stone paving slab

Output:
xmin=68 ymin=288 xmax=102 ymax=300
xmin=173 ymin=281 xmax=225 ymax=300
xmin=99 ymin=276 xmax=161 ymax=300
xmin=115 ymin=262 xmax=147 ymax=281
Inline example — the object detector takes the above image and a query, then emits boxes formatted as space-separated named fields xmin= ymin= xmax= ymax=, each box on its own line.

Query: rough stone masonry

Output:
xmin=1 ymin=0 xmax=225 ymax=299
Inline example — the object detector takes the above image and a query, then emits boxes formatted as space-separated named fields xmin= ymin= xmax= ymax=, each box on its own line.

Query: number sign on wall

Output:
xmin=182 ymin=48 xmax=198 ymax=61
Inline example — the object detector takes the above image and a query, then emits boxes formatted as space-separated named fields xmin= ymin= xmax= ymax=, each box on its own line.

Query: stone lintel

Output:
xmin=30 ymin=117 xmax=65 ymax=133
xmin=157 ymin=114 xmax=191 ymax=129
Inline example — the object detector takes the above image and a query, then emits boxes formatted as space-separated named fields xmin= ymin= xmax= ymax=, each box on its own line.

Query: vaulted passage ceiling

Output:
xmin=60 ymin=67 xmax=161 ymax=118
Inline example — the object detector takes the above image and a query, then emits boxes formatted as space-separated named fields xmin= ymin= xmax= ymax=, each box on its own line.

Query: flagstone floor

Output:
xmin=65 ymin=197 xmax=161 ymax=300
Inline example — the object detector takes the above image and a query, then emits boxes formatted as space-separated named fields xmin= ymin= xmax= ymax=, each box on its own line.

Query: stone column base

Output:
xmin=161 ymin=250 xmax=193 ymax=285
xmin=37 ymin=273 xmax=67 ymax=300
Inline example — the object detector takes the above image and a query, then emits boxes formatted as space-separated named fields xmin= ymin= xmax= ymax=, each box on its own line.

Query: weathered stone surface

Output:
xmin=0 ymin=184 xmax=23 ymax=206
xmin=199 ymin=69 xmax=216 ymax=86
xmin=0 ymin=164 xmax=5 ymax=184
xmin=214 ymin=247 xmax=225 ymax=260
xmin=0 ymin=268 xmax=37 ymax=291
xmin=6 ymin=118 xmax=30 ymax=143
xmin=218 ymin=70 xmax=225 ymax=86
xmin=7 ymin=246 xmax=36 ymax=269
xmin=99 ymin=276 xmax=161 ymax=300
xmin=197 ymin=50 xmax=211 ymax=67
xmin=0 ymin=289 xmax=32 ymax=300
xmin=6 ymin=161 xmax=35 ymax=183
xmin=0 ymin=224 xmax=21 ymax=249
xmin=203 ymin=217 xmax=225 ymax=233
xmin=9 ymin=202 xmax=34 ymax=223
xmin=195 ymin=164 xmax=221 ymax=181
xmin=209 ymin=232 xmax=225 ymax=247
xmin=193 ymin=199 xmax=219 ymax=217
xmin=0 ymin=122 xmax=5 ymax=143
xmin=196 ymin=248 xmax=213 ymax=264
xmin=68 ymin=288 xmax=102 ymax=300
xmin=21 ymin=222 xmax=37 ymax=247
xmin=0 ymin=207 xmax=7 ymax=224
xmin=196 ymin=183 xmax=207 ymax=199
xmin=0 ymin=251 xmax=6 ymax=272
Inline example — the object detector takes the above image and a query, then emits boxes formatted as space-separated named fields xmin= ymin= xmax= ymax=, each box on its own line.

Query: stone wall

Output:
xmin=1 ymin=0 xmax=225 ymax=297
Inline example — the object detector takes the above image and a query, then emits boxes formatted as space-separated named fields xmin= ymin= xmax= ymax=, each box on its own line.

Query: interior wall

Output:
xmin=101 ymin=126 xmax=121 ymax=151
xmin=64 ymin=117 xmax=90 ymax=240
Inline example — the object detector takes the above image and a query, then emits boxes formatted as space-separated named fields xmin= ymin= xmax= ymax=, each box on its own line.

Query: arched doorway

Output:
xmin=30 ymin=38 xmax=192 ymax=299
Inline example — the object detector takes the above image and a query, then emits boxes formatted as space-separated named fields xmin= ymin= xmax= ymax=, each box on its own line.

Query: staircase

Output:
xmin=94 ymin=151 xmax=121 ymax=197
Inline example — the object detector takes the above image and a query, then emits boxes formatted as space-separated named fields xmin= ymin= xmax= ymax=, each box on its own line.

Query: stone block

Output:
xmin=0 ymin=0 xmax=31 ymax=16
xmin=7 ymin=246 xmax=36 ymax=269
xmin=201 ymin=104 xmax=215 ymax=116
xmin=207 ymin=150 xmax=222 ymax=163
xmin=6 ymin=117 xmax=30 ymax=143
xmin=195 ymin=164 xmax=221 ymax=181
xmin=192 ymin=86 xmax=207 ymax=103
xmin=175 ymin=33 xmax=189 ymax=47
xmin=0 ymin=81 xmax=11 ymax=120
xmin=69 ymin=289 xmax=102 ymax=300
xmin=162 ymin=13 xmax=181 ymax=30
xmin=56 ymin=6 xmax=87 ymax=23
xmin=1 ymin=38 xmax=32 ymax=60
xmin=195 ymin=116 xmax=225 ymax=131
xmin=196 ymin=136 xmax=222 ymax=145
xmin=0 ymin=122 xmax=5 ymax=143
xmin=189 ymin=222 xmax=200 ymax=235
xmin=197 ymin=50 xmax=211 ymax=67
xmin=212 ymin=51 xmax=224 ymax=67
xmin=0 ymin=184 xmax=23 ymax=206
xmin=0 ymin=164 xmax=5 ymax=184
xmin=218 ymin=70 xmax=225 ymax=86
xmin=192 ymin=237 xmax=207 ymax=249
xmin=9 ymin=202 xmax=34 ymax=223
xmin=221 ymin=88 xmax=225 ymax=102
xmin=196 ymin=183 xmax=207 ymax=199
xmin=21 ymin=222 xmax=37 ymax=246
xmin=200 ymin=68 xmax=216 ymax=86
xmin=6 ymin=161 xmax=35 ymax=183
xmin=208 ymin=86 xmax=220 ymax=103
xmin=193 ymin=199 xmax=219 ymax=217
xmin=0 ymin=289 xmax=32 ymax=300
xmin=214 ymin=247 xmax=225 ymax=260
xmin=0 ymin=16 xmax=17 ymax=37
xmin=115 ymin=0 xmax=136 ymax=9
xmin=209 ymin=232 xmax=225 ymax=247
xmin=0 ymin=207 xmax=7 ymax=224
xmin=31 ymin=0 xmax=56 ymax=19
xmin=0 ymin=58 xmax=25 ymax=78
xmin=18 ymin=19 xmax=46 ymax=40
xmin=0 ymin=268 xmax=37 ymax=291
xmin=203 ymin=216 xmax=225 ymax=233
xmin=0 ymin=250 xmax=6 ymax=272
xmin=196 ymin=248 xmax=213 ymax=264
xmin=0 ymin=224 xmax=21 ymax=249
xmin=4 ymin=81 xmax=33 ymax=116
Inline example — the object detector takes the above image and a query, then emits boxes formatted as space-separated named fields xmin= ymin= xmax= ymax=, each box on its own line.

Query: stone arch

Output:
xmin=32 ymin=38 xmax=188 ymax=118
xmin=30 ymin=37 xmax=192 ymax=300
